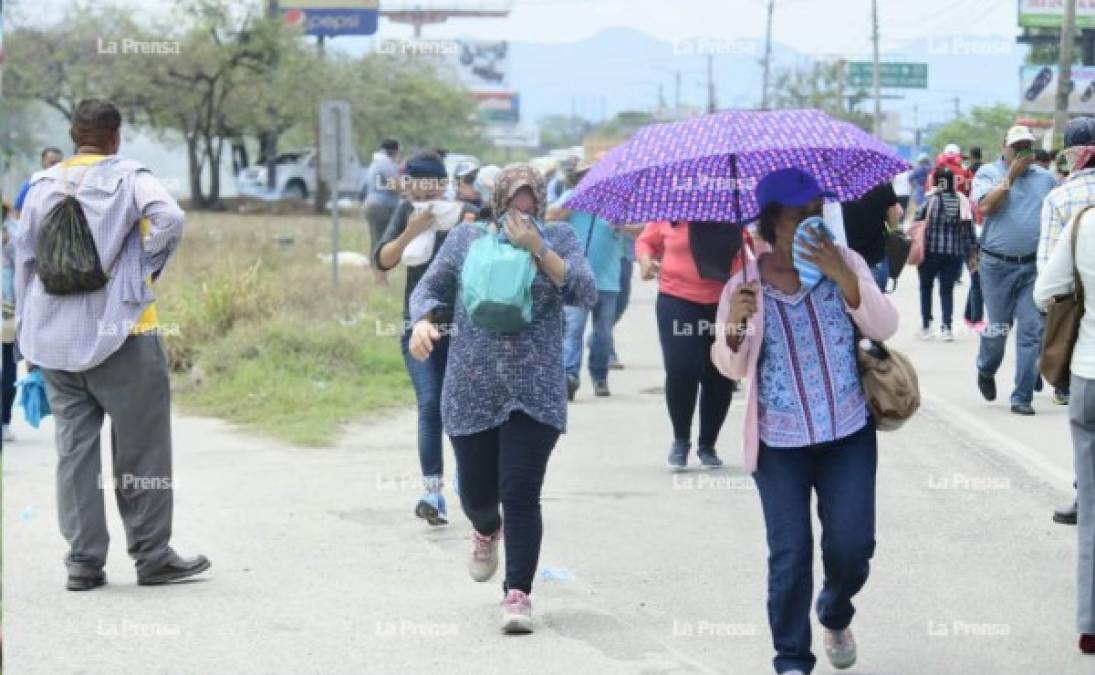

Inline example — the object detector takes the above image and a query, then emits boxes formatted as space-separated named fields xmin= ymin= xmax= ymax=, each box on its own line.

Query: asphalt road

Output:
xmin=3 ymin=267 xmax=1088 ymax=674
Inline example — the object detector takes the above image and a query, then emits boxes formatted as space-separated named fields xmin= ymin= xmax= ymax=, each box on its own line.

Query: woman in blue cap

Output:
xmin=711 ymin=168 xmax=899 ymax=675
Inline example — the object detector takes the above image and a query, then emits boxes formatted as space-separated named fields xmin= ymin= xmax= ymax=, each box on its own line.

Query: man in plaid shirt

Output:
xmin=1040 ymin=117 xmax=1095 ymax=526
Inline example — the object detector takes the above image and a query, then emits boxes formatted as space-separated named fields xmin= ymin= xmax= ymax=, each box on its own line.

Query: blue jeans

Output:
xmin=564 ymin=291 xmax=619 ymax=382
xmin=753 ymin=424 xmax=878 ymax=674
xmin=917 ymin=252 xmax=964 ymax=330
xmin=611 ymin=258 xmax=633 ymax=360
xmin=400 ymin=331 xmax=449 ymax=479
xmin=976 ymin=257 xmax=1045 ymax=407
xmin=870 ymin=258 xmax=890 ymax=294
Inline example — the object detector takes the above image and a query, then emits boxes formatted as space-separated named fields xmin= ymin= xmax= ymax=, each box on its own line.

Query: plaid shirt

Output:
xmin=1039 ymin=167 xmax=1095 ymax=271
xmin=917 ymin=192 xmax=976 ymax=257
xmin=14 ymin=156 xmax=184 ymax=371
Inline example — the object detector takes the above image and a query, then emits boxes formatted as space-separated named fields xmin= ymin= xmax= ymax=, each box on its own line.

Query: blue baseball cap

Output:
xmin=756 ymin=168 xmax=832 ymax=211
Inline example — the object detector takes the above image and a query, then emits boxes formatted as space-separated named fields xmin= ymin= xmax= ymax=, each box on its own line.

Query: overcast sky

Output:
xmin=10 ymin=0 xmax=1019 ymax=54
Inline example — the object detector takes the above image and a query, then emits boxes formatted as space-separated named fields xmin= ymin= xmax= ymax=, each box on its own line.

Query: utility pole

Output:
xmin=675 ymin=71 xmax=682 ymax=111
xmin=951 ymin=96 xmax=961 ymax=119
xmin=1055 ymin=0 xmax=1079 ymax=145
xmin=871 ymin=0 xmax=882 ymax=137
xmin=707 ymin=54 xmax=716 ymax=113
xmin=761 ymin=0 xmax=775 ymax=109
xmin=314 ymin=35 xmax=328 ymax=213
xmin=265 ymin=0 xmax=280 ymax=193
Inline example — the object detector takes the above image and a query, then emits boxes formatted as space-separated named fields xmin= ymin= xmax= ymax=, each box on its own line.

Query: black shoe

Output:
xmin=1035 ymin=376 xmax=1044 ymax=393
xmin=66 ymin=571 xmax=106 ymax=592
xmin=1010 ymin=403 xmax=1035 ymax=416
xmin=1054 ymin=500 xmax=1078 ymax=525
xmin=566 ymin=375 xmax=579 ymax=402
xmin=667 ymin=441 xmax=689 ymax=471
xmin=593 ymin=380 xmax=611 ymax=397
xmin=978 ymin=373 xmax=997 ymax=402
xmin=138 ymin=554 xmax=211 ymax=586
xmin=696 ymin=447 xmax=724 ymax=469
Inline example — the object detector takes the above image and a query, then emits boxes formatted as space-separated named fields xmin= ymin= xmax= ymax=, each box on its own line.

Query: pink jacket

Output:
xmin=710 ymin=247 xmax=900 ymax=473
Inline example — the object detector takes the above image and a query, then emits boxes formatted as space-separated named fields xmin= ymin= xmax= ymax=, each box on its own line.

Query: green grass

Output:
xmin=158 ymin=210 xmax=414 ymax=445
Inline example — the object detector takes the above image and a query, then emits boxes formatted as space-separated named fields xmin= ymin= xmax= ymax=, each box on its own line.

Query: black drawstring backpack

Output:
xmin=35 ymin=172 xmax=110 ymax=295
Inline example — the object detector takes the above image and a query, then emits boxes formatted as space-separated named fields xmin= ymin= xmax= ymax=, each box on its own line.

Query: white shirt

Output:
xmin=1034 ymin=209 xmax=1095 ymax=379
xmin=893 ymin=170 xmax=911 ymax=197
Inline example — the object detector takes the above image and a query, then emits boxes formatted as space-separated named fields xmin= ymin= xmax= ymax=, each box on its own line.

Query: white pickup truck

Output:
xmin=236 ymin=148 xmax=366 ymax=201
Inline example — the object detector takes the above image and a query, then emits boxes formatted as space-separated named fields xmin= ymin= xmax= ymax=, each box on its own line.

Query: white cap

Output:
xmin=944 ymin=143 xmax=961 ymax=156
xmin=1005 ymin=125 xmax=1036 ymax=147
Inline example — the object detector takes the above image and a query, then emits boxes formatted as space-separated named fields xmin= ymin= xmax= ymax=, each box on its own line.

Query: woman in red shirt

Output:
xmin=636 ymin=220 xmax=743 ymax=469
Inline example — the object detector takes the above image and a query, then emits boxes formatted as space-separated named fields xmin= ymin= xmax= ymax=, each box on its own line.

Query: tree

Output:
xmin=769 ymin=60 xmax=874 ymax=132
xmin=926 ymin=104 xmax=1018 ymax=157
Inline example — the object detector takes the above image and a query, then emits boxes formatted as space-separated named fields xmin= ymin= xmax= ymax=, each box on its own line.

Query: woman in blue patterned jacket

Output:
xmin=408 ymin=163 xmax=596 ymax=634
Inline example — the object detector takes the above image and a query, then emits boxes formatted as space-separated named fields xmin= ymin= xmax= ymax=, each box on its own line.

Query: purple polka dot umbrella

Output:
xmin=564 ymin=108 xmax=909 ymax=224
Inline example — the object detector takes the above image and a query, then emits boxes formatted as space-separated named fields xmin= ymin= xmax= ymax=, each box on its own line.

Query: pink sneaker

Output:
xmin=468 ymin=529 xmax=501 ymax=582
xmin=824 ymin=627 xmax=857 ymax=669
xmin=501 ymin=589 xmax=533 ymax=634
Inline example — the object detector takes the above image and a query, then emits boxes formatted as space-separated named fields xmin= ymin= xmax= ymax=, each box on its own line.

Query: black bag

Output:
xmin=884 ymin=229 xmax=912 ymax=290
xmin=35 ymin=194 xmax=109 ymax=295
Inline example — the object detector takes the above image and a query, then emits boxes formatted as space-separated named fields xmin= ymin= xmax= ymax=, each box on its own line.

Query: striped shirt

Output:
xmin=1039 ymin=167 xmax=1095 ymax=271
xmin=14 ymin=155 xmax=184 ymax=372
xmin=917 ymin=192 xmax=976 ymax=257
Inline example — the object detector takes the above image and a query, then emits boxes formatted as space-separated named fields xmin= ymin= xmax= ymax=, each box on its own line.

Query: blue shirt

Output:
xmin=363 ymin=153 xmax=399 ymax=209
xmin=971 ymin=159 xmax=1058 ymax=257
xmin=13 ymin=180 xmax=31 ymax=212
xmin=559 ymin=191 xmax=621 ymax=292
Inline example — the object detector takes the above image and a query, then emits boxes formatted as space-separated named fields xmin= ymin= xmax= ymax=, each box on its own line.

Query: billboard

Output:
xmin=1019 ymin=65 xmax=1095 ymax=114
xmin=1018 ymin=0 xmax=1095 ymax=29
xmin=282 ymin=0 xmax=379 ymax=37
xmin=447 ymin=40 xmax=509 ymax=90
xmin=473 ymin=91 xmax=520 ymax=125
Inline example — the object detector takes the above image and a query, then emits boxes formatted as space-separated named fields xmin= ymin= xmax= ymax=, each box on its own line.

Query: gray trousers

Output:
xmin=42 ymin=335 xmax=175 ymax=576
xmin=1074 ymin=374 xmax=1095 ymax=633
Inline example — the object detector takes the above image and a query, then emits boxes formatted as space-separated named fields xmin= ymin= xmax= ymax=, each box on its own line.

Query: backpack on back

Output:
xmin=35 ymin=167 xmax=110 ymax=296
xmin=460 ymin=222 xmax=538 ymax=333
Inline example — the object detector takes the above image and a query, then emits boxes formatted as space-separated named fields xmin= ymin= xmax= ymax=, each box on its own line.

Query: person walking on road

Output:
xmin=915 ymin=167 xmax=977 ymax=341
xmin=13 ymin=99 xmax=209 ymax=591
xmin=363 ymin=139 xmax=401 ymax=285
xmin=549 ymin=161 xmax=623 ymax=399
xmin=711 ymin=168 xmax=899 ymax=675
xmin=12 ymin=146 xmax=63 ymax=219
xmin=841 ymin=180 xmax=903 ymax=293
xmin=971 ymin=125 xmax=1058 ymax=416
xmin=636 ymin=220 xmax=738 ymax=470
xmin=1034 ymin=208 xmax=1095 ymax=655
xmin=374 ymin=151 xmax=476 ymax=527
xmin=408 ymin=163 xmax=596 ymax=634
xmin=1040 ymin=117 xmax=1095 ymax=525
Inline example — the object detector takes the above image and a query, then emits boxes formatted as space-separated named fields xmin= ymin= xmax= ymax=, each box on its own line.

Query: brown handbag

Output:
xmin=857 ymin=338 xmax=921 ymax=431
xmin=1040 ymin=207 xmax=1090 ymax=390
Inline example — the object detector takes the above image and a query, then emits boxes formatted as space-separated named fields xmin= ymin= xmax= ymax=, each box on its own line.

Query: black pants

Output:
xmin=917 ymin=252 xmax=964 ymax=330
xmin=655 ymin=292 xmax=734 ymax=448
xmin=449 ymin=411 xmax=560 ymax=594
xmin=2 ymin=342 xmax=15 ymax=426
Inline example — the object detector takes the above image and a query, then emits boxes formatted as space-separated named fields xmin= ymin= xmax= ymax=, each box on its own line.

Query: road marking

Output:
xmin=921 ymin=392 xmax=1073 ymax=492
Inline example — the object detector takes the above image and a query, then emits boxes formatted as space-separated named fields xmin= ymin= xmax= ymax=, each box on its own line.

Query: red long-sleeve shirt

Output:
xmin=635 ymin=221 xmax=741 ymax=305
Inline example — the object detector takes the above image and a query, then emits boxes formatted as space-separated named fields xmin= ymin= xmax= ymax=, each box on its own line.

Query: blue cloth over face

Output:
xmin=792 ymin=216 xmax=835 ymax=290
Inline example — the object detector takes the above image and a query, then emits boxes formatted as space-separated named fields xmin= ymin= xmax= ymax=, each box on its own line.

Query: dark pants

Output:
xmin=753 ymin=425 xmax=878 ymax=674
xmin=2 ymin=342 xmax=15 ymax=426
xmin=400 ymin=331 xmax=449 ymax=480
xmin=450 ymin=412 xmax=559 ymax=594
xmin=365 ymin=202 xmax=396 ymax=255
xmin=41 ymin=335 xmax=176 ymax=576
xmin=917 ymin=251 xmax=964 ymax=330
xmin=655 ymin=293 xmax=734 ymax=448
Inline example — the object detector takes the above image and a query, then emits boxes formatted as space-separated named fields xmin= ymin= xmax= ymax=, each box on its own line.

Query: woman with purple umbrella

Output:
xmin=711 ymin=168 xmax=899 ymax=675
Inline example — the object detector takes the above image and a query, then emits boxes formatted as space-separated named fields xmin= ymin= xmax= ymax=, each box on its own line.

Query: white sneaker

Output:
xmin=780 ymin=671 xmax=807 ymax=675
xmin=500 ymin=589 xmax=533 ymax=634
xmin=2 ymin=425 xmax=13 ymax=442
xmin=824 ymin=627 xmax=857 ymax=669
xmin=938 ymin=326 xmax=955 ymax=342
xmin=917 ymin=326 xmax=934 ymax=340
xmin=468 ymin=528 xmax=501 ymax=582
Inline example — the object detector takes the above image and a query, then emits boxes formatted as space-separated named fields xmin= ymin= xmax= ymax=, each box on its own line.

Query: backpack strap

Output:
xmin=1072 ymin=205 xmax=1093 ymax=308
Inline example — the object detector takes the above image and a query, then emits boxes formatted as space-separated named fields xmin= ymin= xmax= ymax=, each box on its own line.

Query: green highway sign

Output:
xmin=847 ymin=62 xmax=928 ymax=89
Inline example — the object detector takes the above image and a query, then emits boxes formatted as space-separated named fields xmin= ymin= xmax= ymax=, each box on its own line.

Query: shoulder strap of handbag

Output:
xmin=584 ymin=214 xmax=596 ymax=256
xmin=1072 ymin=205 xmax=1093 ymax=306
